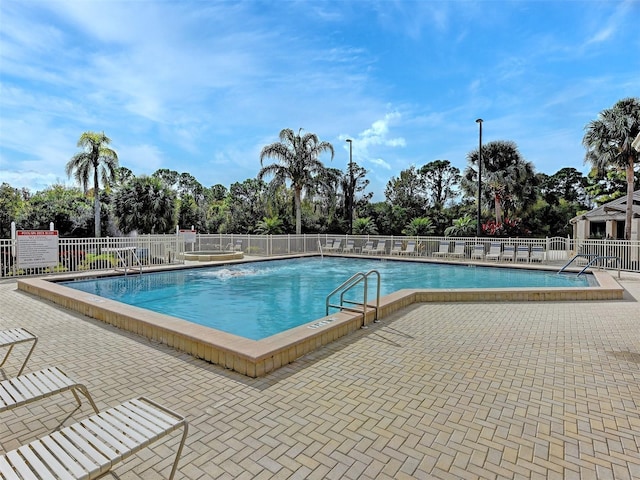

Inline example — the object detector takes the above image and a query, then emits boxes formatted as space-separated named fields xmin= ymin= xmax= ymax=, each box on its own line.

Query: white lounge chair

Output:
xmin=470 ymin=244 xmax=485 ymax=260
xmin=0 ymin=366 xmax=98 ymax=414
xmin=361 ymin=240 xmax=376 ymax=254
xmin=373 ymin=240 xmax=387 ymax=255
xmin=516 ymin=245 xmax=530 ymax=262
xmin=500 ymin=245 xmax=516 ymax=262
xmin=0 ymin=397 xmax=188 ymax=480
xmin=0 ymin=328 xmax=38 ymax=376
xmin=327 ymin=239 xmax=342 ymax=251
xmin=485 ymin=243 xmax=502 ymax=261
xmin=400 ymin=241 xmax=417 ymax=256
xmin=449 ymin=241 xmax=466 ymax=259
xmin=433 ymin=241 xmax=450 ymax=258
xmin=234 ymin=239 xmax=243 ymax=251
xmin=530 ymin=246 xmax=545 ymax=263
xmin=320 ymin=239 xmax=334 ymax=251
xmin=390 ymin=241 xmax=403 ymax=255
xmin=342 ymin=239 xmax=355 ymax=253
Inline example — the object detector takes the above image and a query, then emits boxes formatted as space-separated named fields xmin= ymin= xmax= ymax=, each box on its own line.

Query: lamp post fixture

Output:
xmin=346 ymin=139 xmax=354 ymax=235
xmin=475 ymin=119 xmax=483 ymax=237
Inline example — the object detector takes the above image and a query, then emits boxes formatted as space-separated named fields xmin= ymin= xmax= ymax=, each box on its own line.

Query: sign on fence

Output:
xmin=179 ymin=229 xmax=196 ymax=244
xmin=16 ymin=230 xmax=59 ymax=268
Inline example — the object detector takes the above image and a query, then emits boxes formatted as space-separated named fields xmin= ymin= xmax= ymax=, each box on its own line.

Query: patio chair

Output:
xmin=485 ymin=243 xmax=502 ymax=261
xmin=0 ymin=328 xmax=38 ymax=376
xmin=400 ymin=241 xmax=417 ymax=256
xmin=500 ymin=245 xmax=516 ymax=262
xmin=0 ymin=397 xmax=188 ymax=480
xmin=516 ymin=245 xmax=530 ymax=262
xmin=449 ymin=241 xmax=466 ymax=259
xmin=530 ymin=245 xmax=545 ymax=263
xmin=320 ymin=239 xmax=334 ymax=251
xmin=327 ymin=239 xmax=342 ymax=251
xmin=234 ymin=239 xmax=243 ymax=251
xmin=432 ymin=241 xmax=450 ymax=258
xmin=470 ymin=244 xmax=485 ymax=260
xmin=361 ymin=240 xmax=376 ymax=254
xmin=342 ymin=239 xmax=355 ymax=253
xmin=0 ymin=366 xmax=98 ymax=414
xmin=390 ymin=241 xmax=403 ymax=255
xmin=373 ymin=240 xmax=387 ymax=255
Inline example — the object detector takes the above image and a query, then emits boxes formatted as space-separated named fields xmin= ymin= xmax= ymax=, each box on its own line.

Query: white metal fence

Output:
xmin=2 ymin=234 xmax=639 ymax=278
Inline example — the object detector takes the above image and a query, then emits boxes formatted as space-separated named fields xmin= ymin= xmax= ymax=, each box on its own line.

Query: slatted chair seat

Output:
xmin=432 ymin=241 xmax=450 ymax=258
xmin=449 ymin=241 xmax=466 ymax=259
xmin=400 ymin=241 xmax=416 ymax=256
xmin=373 ymin=241 xmax=387 ymax=255
xmin=0 ymin=367 xmax=98 ymax=414
xmin=0 ymin=328 xmax=38 ymax=376
xmin=500 ymin=245 xmax=516 ymax=262
xmin=485 ymin=242 xmax=502 ymax=261
xmin=470 ymin=244 xmax=485 ymax=260
xmin=342 ymin=240 xmax=355 ymax=253
xmin=0 ymin=397 xmax=188 ymax=480
xmin=362 ymin=241 xmax=376 ymax=254
xmin=389 ymin=241 xmax=403 ymax=255
xmin=516 ymin=245 xmax=530 ymax=262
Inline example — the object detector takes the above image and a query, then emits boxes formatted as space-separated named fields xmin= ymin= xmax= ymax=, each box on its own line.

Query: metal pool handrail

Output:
xmin=326 ymin=270 xmax=381 ymax=326
xmin=558 ymin=254 xmax=621 ymax=278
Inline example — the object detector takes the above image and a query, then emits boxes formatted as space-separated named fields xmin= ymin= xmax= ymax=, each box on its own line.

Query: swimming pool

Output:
xmin=60 ymin=257 xmax=591 ymax=340
xmin=19 ymin=255 xmax=623 ymax=377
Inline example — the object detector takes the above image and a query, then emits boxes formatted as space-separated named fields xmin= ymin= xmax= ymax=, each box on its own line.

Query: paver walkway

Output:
xmin=1 ymin=273 xmax=639 ymax=479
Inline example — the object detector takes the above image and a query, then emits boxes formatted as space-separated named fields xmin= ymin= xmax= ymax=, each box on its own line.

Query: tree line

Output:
xmin=1 ymin=98 xmax=638 ymax=240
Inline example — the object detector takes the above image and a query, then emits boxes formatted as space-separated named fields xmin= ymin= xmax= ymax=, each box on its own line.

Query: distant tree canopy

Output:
xmin=5 ymin=100 xmax=638 ymax=239
xmin=112 ymin=176 xmax=176 ymax=234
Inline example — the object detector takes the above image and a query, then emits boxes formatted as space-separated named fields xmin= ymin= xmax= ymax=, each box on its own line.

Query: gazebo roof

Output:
xmin=571 ymin=190 xmax=640 ymax=223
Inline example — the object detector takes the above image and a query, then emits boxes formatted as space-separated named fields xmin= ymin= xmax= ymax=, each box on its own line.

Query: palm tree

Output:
xmin=402 ymin=217 xmax=435 ymax=236
xmin=259 ymin=128 xmax=334 ymax=234
xmin=462 ymin=140 xmax=536 ymax=224
xmin=112 ymin=176 xmax=176 ymax=234
xmin=352 ymin=217 xmax=378 ymax=235
xmin=255 ymin=215 xmax=284 ymax=235
xmin=444 ymin=215 xmax=476 ymax=237
xmin=65 ymin=132 xmax=118 ymax=237
xmin=583 ymin=97 xmax=640 ymax=239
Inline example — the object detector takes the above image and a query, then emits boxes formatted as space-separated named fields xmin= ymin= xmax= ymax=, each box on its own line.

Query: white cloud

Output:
xmin=584 ymin=0 xmax=635 ymax=46
xmin=369 ymin=158 xmax=392 ymax=170
xmin=0 ymin=170 xmax=64 ymax=192
xmin=358 ymin=112 xmax=406 ymax=150
xmin=117 ymin=144 xmax=165 ymax=176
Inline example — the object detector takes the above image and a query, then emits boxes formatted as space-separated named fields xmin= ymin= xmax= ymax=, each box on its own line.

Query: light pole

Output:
xmin=346 ymin=139 xmax=353 ymax=235
xmin=475 ymin=119 xmax=483 ymax=237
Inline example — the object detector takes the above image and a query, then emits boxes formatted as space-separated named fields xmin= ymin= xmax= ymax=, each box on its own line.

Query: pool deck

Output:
xmin=1 ymin=263 xmax=639 ymax=478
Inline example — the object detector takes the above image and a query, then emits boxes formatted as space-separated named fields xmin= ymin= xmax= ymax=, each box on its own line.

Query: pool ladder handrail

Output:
xmin=326 ymin=270 xmax=381 ymax=327
xmin=558 ymin=254 xmax=621 ymax=278
xmin=103 ymin=246 xmax=144 ymax=275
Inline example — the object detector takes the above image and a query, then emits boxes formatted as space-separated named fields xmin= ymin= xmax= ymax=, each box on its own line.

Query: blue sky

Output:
xmin=1 ymin=1 xmax=638 ymax=201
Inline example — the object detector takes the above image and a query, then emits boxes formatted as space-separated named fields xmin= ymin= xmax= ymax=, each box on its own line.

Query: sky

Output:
xmin=1 ymin=0 xmax=639 ymax=201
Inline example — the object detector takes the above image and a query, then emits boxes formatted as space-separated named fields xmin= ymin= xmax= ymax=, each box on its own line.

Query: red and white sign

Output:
xmin=16 ymin=230 xmax=59 ymax=268
xmin=179 ymin=229 xmax=196 ymax=244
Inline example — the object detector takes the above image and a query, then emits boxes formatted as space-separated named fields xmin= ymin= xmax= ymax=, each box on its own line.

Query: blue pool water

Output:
xmin=61 ymin=257 xmax=591 ymax=340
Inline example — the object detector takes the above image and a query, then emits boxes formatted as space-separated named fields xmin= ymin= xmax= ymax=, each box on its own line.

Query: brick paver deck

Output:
xmin=1 ymin=273 xmax=639 ymax=479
